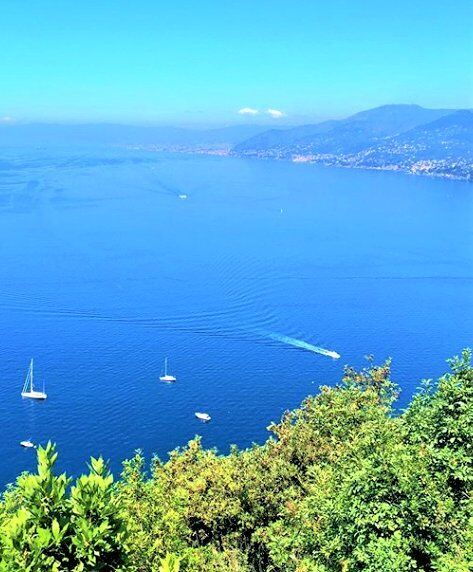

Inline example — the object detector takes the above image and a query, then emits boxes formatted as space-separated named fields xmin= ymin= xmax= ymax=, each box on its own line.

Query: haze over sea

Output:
xmin=0 ymin=146 xmax=472 ymax=487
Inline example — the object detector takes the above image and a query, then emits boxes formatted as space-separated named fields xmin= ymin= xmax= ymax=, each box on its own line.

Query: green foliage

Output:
xmin=1 ymin=351 xmax=472 ymax=571
xmin=158 ymin=553 xmax=180 ymax=572
xmin=0 ymin=443 xmax=129 ymax=571
xmin=406 ymin=349 xmax=473 ymax=498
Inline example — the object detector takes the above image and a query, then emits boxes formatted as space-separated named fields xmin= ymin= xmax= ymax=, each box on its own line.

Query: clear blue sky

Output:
xmin=1 ymin=0 xmax=472 ymax=125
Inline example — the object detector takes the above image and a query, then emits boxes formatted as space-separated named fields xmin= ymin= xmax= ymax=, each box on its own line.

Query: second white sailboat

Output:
xmin=159 ymin=357 xmax=176 ymax=383
xmin=21 ymin=359 xmax=47 ymax=400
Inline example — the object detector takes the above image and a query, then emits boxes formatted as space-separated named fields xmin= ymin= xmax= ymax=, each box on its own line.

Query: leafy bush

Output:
xmin=0 ymin=443 xmax=129 ymax=571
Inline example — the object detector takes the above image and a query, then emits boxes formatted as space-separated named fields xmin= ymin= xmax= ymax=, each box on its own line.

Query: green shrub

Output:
xmin=0 ymin=443 xmax=129 ymax=571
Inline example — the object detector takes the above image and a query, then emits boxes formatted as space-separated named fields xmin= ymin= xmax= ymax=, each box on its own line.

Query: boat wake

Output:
xmin=259 ymin=330 xmax=340 ymax=359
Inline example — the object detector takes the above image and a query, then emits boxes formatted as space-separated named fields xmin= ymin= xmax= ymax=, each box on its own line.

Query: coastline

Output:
xmin=123 ymin=144 xmax=473 ymax=182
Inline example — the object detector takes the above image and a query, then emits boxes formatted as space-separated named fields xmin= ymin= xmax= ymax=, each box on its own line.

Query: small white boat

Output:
xmin=178 ymin=194 xmax=188 ymax=200
xmin=21 ymin=359 xmax=47 ymax=400
xmin=20 ymin=440 xmax=35 ymax=448
xmin=195 ymin=412 xmax=211 ymax=422
xmin=159 ymin=357 xmax=176 ymax=383
xmin=326 ymin=350 xmax=341 ymax=360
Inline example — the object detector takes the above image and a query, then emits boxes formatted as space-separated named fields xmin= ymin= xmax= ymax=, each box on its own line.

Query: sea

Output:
xmin=0 ymin=146 xmax=472 ymax=487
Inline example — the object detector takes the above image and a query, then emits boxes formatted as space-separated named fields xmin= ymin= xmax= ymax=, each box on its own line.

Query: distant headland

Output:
xmin=1 ymin=104 xmax=471 ymax=181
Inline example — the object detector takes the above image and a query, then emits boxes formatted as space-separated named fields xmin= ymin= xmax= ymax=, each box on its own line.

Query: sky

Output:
xmin=1 ymin=0 xmax=472 ymax=125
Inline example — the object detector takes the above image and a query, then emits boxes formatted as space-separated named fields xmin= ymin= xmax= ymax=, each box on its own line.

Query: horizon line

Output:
xmin=1 ymin=103 xmax=471 ymax=130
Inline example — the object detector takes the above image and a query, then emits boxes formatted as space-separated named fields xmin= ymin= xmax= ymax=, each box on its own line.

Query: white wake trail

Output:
xmin=256 ymin=330 xmax=340 ymax=359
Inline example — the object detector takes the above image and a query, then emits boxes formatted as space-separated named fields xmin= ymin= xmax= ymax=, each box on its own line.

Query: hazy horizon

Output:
xmin=1 ymin=1 xmax=472 ymax=125
xmin=1 ymin=103 xmax=470 ymax=130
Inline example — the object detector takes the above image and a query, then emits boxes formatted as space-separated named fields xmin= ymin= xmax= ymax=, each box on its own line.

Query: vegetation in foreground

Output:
xmin=0 ymin=351 xmax=471 ymax=571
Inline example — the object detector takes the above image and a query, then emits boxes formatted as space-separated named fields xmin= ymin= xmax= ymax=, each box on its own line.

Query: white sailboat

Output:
xmin=159 ymin=357 xmax=176 ymax=383
xmin=21 ymin=359 xmax=47 ymax=400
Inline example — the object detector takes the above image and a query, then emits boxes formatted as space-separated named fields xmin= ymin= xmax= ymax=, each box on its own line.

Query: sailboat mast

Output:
xmin=164 ymin=357 xmax=168 ymax=376
xmin=30 ymin=359 xmax=34 ymax=392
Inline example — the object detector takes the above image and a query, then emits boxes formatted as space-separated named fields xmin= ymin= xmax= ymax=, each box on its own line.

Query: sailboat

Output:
xmin=21 ymin=359 xmax=47 ymax=400
xmin=159 ymin=357 xmax=176 ymax=383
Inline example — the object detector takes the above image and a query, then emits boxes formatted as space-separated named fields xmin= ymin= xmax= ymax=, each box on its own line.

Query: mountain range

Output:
xmin=1 ymin=105 xmax=471 ymax=180
xmin=232 ymin=105 xmax=473 ymax=181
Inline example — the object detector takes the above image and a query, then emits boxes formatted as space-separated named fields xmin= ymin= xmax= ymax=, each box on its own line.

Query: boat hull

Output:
xmin=20 ymin=441 xmax=35 ymax=448
xmin=21 ymin=391 xmax=47 ymax=400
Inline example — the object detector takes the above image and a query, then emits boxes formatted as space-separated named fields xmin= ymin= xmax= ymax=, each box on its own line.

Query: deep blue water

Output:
xmin=0 ymin=147 xmax=472 ymax=487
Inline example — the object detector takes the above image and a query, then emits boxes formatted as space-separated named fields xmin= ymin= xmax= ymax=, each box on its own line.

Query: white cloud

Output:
xmin=0 ymin=116 xmax=14 ymax=123
xmin=266 ymin=108 xmax=284 ymax=118
xmin=238 ymin=107 xmax=259 ymax=116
